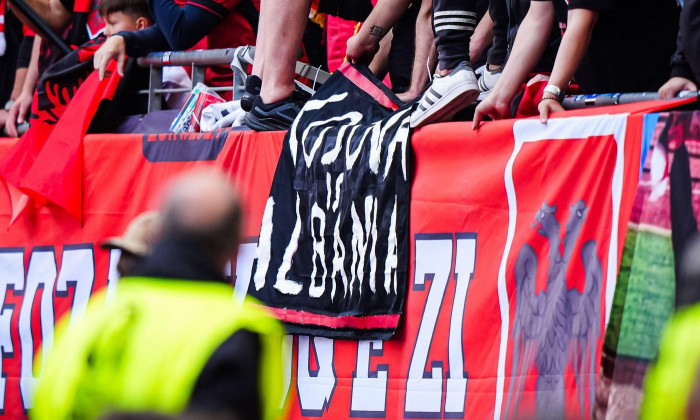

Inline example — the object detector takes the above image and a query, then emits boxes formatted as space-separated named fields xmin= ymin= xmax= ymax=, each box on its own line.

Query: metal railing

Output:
xmin=562 ymin=90 xmax=699 ymax=109
xmin=136 ymin=46 xmax=331 ymax=112
xmin=136 ymin=45 xmax=698 ymax=114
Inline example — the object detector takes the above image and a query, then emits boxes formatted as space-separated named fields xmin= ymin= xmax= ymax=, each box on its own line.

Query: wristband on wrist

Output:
xmin=4 ymin=99 xmax=14 ymax=111
xmin=543 ymin=84 xmax=565 ymax=102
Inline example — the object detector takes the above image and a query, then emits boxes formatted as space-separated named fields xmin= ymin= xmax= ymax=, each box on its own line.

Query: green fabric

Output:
xmin=613 ymin=230 xmax=676 ymax=359
xmin=641 ymin=303 xmax=700 ymax=420
xmin=31 ymin=277 xmax=286 ymax=420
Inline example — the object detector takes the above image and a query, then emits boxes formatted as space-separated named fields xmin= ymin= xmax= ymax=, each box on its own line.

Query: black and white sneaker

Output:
xmin=409 ymin=61 xmax=479 ymax=128
xmin=477 ymin=65 xmax=503 ymax=100
xmin=241 ymin=75 xmax=262 ymax=112
xmin=244 ymin=94 xmax=304 ymax=131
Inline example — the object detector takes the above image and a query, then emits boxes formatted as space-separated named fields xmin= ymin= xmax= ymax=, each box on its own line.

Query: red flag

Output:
xmin=0 ymin=38 xmax=121 ymax=223
xmin=20 ymin=65 xmax=121 ymax=221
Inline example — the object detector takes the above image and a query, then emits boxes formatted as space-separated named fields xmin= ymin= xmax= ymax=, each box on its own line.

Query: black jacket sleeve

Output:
xmin=119 ymin=26 xmax=171 ymax=57
xmin=148 ymin=0 xmax=224 ymax=50
xmin=118 ymin=0 xmax=224 ymax=57
xmin=675 ymin=0 xmax=700 ymax=83
xmin=670 ymin=28 xmax=695 ymax=81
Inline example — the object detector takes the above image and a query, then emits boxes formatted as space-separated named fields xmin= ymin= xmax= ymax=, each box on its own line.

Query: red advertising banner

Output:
xmin=0 ymin=101 xmax=681 ymax=419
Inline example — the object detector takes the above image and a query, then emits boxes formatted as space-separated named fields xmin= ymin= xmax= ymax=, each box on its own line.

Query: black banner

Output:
xmin=249 ymin=64 xmax=411 ymax=339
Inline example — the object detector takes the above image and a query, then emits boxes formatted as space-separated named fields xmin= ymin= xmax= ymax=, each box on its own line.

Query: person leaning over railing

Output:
xmin=93 ymin=0 xmax=259 ymax=89
xmin=99 ymin=0 xmax=191 ymax=109
xmin=658 ymin=0 xmax=699 ymax=100
xmin=472 ymin=0 xmax=681 ymax=127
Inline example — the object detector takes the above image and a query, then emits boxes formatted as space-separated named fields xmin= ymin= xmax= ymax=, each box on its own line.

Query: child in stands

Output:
xmin=99 ymin=0 xmax=191 ymax=109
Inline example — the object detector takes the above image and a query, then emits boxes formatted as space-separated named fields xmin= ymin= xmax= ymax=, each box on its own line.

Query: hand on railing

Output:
xmin=659 ymin=77 xmax=698 ymax=100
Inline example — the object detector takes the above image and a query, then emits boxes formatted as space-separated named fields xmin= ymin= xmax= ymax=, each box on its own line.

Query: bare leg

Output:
xmin=397 ymin=0 xmax=436 ymax=102
xmin=254 ymin=0 xmax=312 ymax=103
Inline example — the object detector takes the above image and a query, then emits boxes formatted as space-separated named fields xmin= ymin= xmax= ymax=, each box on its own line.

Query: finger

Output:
xmin=97 ymin=56 xmax=106 ymax=81
xmin=6 ymin=116 xmax=17 ymax=137
xmin=658 ymin=85 xmax=672 ymax=99
xmin=7 ymin=104 xmax=17 ymax=122
xmin=96 ymin=58 xmax=104 ymax=81
xmin=472 ymin=108 xmax=483 ymax=130
xmin=539 ymin=105 xmax=549 ymax=124
xmin=17 ymin=102 xmax=29 ymax=124
xmin=116 ymin=53 xmax=126 ymax=77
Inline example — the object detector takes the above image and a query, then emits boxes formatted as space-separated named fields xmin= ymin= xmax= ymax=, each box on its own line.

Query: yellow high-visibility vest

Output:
xmin=32 ymin=277 xmax=286 ymax=420
xmin=641 ymin=303 xmax=700 ymax=419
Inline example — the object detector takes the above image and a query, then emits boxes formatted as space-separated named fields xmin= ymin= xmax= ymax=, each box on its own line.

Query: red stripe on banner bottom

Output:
xmin=338 ymin=63 xmax=399 ymax=111
xmin=266 ymin=306 xmax=400 ymax=330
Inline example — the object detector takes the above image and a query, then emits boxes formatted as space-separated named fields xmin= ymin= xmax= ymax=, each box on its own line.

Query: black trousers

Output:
xmin=486 ymin=0 xmax=508 ymax=67
xmin=432 ymin=0 xmax=478 ymax=69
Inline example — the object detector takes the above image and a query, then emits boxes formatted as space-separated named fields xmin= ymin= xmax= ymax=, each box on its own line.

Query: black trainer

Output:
xmin=241 ymin=75 xmax=262 ymax=112
xmin=293 ymin=86 xmax=312 ymax=104
xmin=244 ymin=94 xmax=304 ymax=131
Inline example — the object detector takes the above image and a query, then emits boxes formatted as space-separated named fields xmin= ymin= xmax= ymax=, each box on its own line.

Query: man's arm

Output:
xmin=659 ymin=4 xmax=699 ymax=99
xmin=473 ymin=0 xmax=555 ymax=128
xmin=8 ymin=0 xmax=72 ymax=34
xmin=119 ymin=26 xmax=171 ymax=57
xmin=346 ymin=0 xmax=412 ymax=64
xmin=537 ymin=8 xmax=597 ymax=122
xmin=94 ymin=2 xmax=222 ymax=80
xmin=5 ymin=34 xmax=40 ymax=137
xmin=147 ymin=0 xmax=224 ymax=51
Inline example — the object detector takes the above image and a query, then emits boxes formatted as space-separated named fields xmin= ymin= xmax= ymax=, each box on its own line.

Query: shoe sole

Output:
xmin=244 ymin=112 xmax=292 ymax=132
xmin=410 ymin=84 xmax=480 ymax=128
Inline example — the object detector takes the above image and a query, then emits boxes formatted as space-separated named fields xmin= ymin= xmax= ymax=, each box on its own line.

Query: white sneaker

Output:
xmin=477 ymin=65 xmax=502 ymax=100
xmin=410 ymin=61 xmax=480 ymax=128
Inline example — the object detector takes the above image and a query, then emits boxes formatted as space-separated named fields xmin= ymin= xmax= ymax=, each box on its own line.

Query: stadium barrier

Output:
xmin=0 ymin=99 xmax=695 ymax=419
xmin=137 ymin=46 xmax=331 ymax=112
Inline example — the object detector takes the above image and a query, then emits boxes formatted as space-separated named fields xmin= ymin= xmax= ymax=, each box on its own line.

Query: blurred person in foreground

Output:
xmin=31 ymin=168 xmax=286 ymax=420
